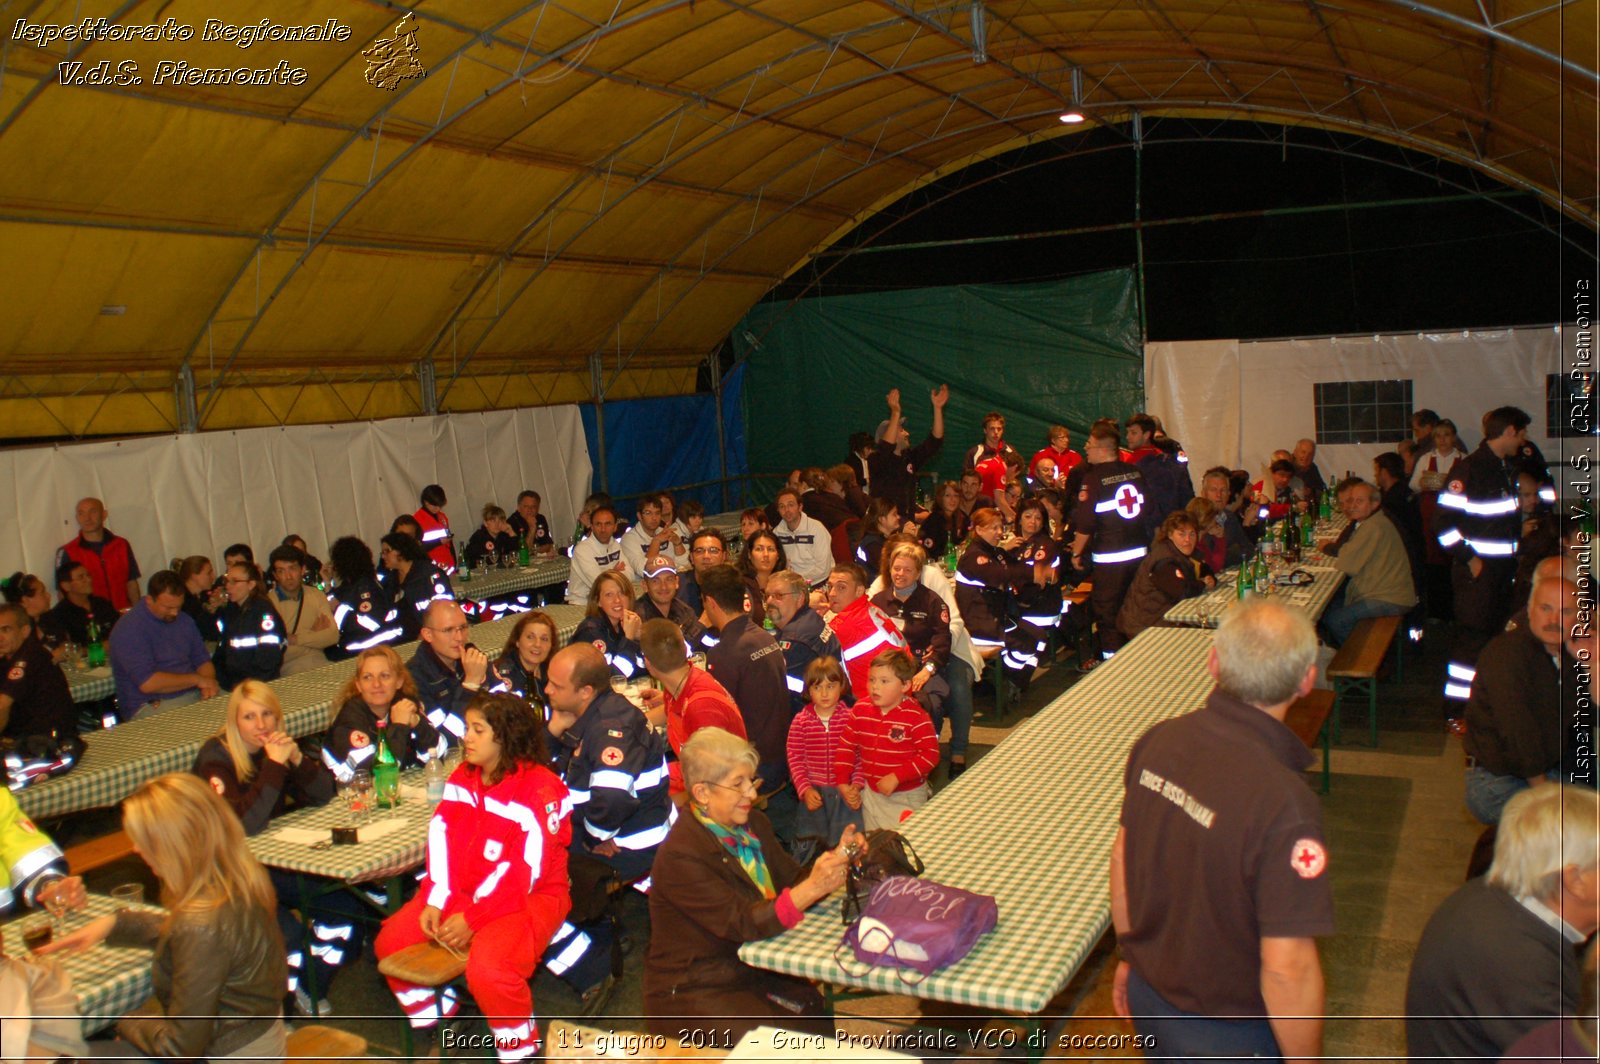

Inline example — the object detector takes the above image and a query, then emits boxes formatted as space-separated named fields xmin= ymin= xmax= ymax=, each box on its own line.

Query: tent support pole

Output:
xmin=710 ymin=347 xmax=728 ymax=512
xmin=1133 ymin=111 xmax=1149 ymax=349
xmin=590 ymin=352 xmax=609 ymax=493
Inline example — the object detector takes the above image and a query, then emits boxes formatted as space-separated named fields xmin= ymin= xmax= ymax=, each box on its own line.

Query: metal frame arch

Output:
xmin=781 ymin=117 xmax=1586 ymax=308
xmin=0 ymin=0 xmax=145 ymax=137
xmin=605 ymin=93 xmax=1596 ymax=376
xmin=428 ymin=19 xmax=1593 ymax=401
xmin=183 ymin=0 xmax=700 ymax=425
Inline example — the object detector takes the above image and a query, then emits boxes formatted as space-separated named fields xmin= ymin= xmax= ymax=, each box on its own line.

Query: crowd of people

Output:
xmin=0 ymin=386 xmax=1590 ymax=1063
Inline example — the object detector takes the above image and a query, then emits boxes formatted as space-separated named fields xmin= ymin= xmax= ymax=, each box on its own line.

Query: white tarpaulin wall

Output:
xmin=0 ymin=406 xmax=591 ymax=584
xmin=1146 ymin=326 xmax=1582 ymax=494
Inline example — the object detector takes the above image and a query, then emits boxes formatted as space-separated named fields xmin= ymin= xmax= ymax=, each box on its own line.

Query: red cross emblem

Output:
xmin=1291 ymin=838 xmax=1327 ymax=878
xmin=1114 ymin=484 xmax=1143 ymax=519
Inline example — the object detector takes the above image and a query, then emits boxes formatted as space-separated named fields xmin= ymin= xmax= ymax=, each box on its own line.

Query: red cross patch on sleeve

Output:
xmin=209 ymin=776 xmax=228 ymax=796
xmin=1447 ymin=480 xmax=1465 ymax=494
xmin=350 ymin=730 xmax=370 ymax=748
xmin=6 ymin=663 xmax=23 ymax=681
xmin=1290 ymin=838 xmax=1327 ymax=878
xmin=600 ymin=746 xmax=624 ymax=767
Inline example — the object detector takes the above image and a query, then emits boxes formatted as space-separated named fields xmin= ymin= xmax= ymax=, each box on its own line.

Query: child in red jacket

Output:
xmin=375 ymin=693 xmax=571 ymax=1062
xmin=837 ymin=648 xmax=939 ymax=830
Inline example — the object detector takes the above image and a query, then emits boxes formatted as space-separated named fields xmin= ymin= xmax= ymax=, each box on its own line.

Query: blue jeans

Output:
xmin=1465 ymin=765 xmax=1560 ymax=825
xmin=791 ymin=786 xmax=864 ymax=848
xmin=943 ymin=657 xmax=975 ymax=759
xmin=1127 ymin=966 xmax=1282 ymax=1062
xmin=131 ymin=687 xmax=202 ymax=721
xmin=1318 ymin=588 xmax=1409 ymax=648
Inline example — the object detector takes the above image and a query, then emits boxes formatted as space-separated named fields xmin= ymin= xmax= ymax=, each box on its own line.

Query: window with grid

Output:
xmin=1313 ymin=379 xmax=1414 ymax=445
xmin=1547 ymin=372 xmax=1596 ymax=438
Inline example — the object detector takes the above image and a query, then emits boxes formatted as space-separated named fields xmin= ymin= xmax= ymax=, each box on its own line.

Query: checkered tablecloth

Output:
xmin=704 ymin=510 xmax=744 ymax=548
xmin=67 ymin=666 xmax=115 ymax=704
xmin=739 ymin=627 xmax=1217 ymax=1014
xmin=2 ymin=893 xmax=165 ymax=1035
xmin=1163 ymin=562 xmax=1346 ymax=628
xmin=18 ymin=609 xmax=583 ymax=822
xmin=247 ymin=769 xmax=434 ymax=883
xmin=452 ymin=556 xmax=570 ymax=604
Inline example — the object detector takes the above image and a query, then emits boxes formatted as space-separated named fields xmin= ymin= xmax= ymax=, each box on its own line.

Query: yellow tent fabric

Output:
xmin=1 ymin=0 xmax=1593 ymax=437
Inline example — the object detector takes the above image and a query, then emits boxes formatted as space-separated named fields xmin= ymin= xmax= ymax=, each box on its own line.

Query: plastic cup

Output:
xmin=111 ymin=883 xmax=144 ymax=909
xmin=21 ymin=915 xmax=52 ymax=953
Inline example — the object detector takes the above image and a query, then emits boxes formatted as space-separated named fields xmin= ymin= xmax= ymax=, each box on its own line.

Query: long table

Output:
xmin=67 ymin=665 xmax=116 ymax=703
xmin=249 ymin=768 xmax=433 ymax=885
xmin=18 ymin=605 xmax=585 ymax=821
xmin=1 ymin=893 xmax=163 ymax=1035
xmin=739 ymin=627 xmax=1217 ymax=1021
xmin=452 ymin=555 xmax=570 ymax=605
xmin=1163 ymin=560 xmax=1345 ymax=628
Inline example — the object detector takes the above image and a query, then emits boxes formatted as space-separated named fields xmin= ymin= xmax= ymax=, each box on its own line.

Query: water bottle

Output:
xmin=374 ymin=733 xmax=399 ymax=809
xmin=1235 ymin=558 xmax=1247 ymax=600
xmin=425 ymin=755 xmax=447 ymax=804
xmin=85 ymin=618 xmax=106 ymax=668
xmin=945 ymin=543 xmax=959 ymax=573
xmin=518 ymin=539 xmax=530 ymax=567
xmin=1253 ymin=552 xmax=1269 ymax=595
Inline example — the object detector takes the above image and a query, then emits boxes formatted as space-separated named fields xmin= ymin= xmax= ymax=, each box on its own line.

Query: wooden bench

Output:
xmin=1284 ymin=689 xmax=1336 ymax=794
xmin=63 ymin=829 xmax=137 ymax=875
xmin=975 ymin=645 xmax=1012 ymax=724
xmin=377 ymin=942 xmax=468 ymax=1060
xmin=1327 ymin=614 xmax=1401 ymax=747
xmin=286 ymin=1023 xmax=368 ymax=1063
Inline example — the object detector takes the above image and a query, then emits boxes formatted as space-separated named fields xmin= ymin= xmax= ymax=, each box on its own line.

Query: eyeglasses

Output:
xmin=429 ymin=624 xmax=471 ymax=636
xmin=690 ymin=547 xmax=723 ymax=556
xmin=703 ymin=776 xmax=762 ymax=796
xmin=225 ymin=577 xmax=252 ymax=585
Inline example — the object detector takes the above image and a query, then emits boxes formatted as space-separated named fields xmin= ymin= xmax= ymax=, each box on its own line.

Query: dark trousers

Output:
xmin=270 ymin=868 xmax=367 ymax=1002
xmin=1442 ymin=558 xmax=1514 ymax=714
xmin=1091 ymin=560 xmax=1140 ymax=656
xmin=1127 ymin=967 xmax=1282 ymax=1062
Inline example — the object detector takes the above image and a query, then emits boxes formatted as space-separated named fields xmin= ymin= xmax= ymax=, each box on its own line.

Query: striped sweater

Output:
xmin=786 ymin=702 xmax=857 ymax=794
xmin=836 ymin=697 xmax=938 ymax=792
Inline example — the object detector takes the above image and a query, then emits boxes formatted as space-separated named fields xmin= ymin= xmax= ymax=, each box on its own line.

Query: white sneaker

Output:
xmin=292 ymin=987 xmax=333 ymax=1017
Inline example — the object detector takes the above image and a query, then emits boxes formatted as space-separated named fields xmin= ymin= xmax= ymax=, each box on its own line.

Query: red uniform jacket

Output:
xmin=413 ymin=506 xmax=457 ymax=573
xmin=424 ymin=761 xmax=572 ymax=929
xmin=826 ymin=595 xmax=907 ymax=704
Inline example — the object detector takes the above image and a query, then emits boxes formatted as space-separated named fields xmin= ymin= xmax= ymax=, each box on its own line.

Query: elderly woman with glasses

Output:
xmin=644 ymin=727 xmax=856 ymax=1041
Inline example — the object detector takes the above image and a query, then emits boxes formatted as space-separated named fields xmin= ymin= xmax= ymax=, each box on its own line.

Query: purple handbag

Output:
xmin=834 ymin=874 xmax=999 ymax=983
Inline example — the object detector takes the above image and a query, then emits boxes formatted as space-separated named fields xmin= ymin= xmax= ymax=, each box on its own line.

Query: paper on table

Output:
xmin=399 ymin=785 xmax=428 ymax=801
xmin=272 ymin=826 xmax=331 ymax=847
xmin=84 ymin=666 xmax=112 ymax=677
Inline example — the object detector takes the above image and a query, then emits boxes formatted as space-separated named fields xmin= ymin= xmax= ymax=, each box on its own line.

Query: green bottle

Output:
xmin=762 ymin=614 xmax=776 ymax=632
xmin=374 ymin=732 xmax=399 ymax=809
xmin=86 ymin=618 xmax=106 ymax=668
xmin=945 ymin=543 xmax=959 ymax=572
xmin=1253 ymin=551 xmax=1269 ymax=594
xmin=518 ymin=538 xmax=530 ymax=566
xmin=1235 ymin=558 xmax=1247 ymax=600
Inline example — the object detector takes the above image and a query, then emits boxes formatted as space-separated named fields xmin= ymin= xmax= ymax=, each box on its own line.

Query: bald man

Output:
xmin=546 ymin=644 xmax=673 ymax=880
xmin=408 ymin=600 xmax=487 ymax=745
xmin=56 ymin=497 xmax=141 ymax=611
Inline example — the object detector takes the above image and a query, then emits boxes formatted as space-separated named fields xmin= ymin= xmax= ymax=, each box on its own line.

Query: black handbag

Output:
xmin=842 ymin=829 xmax=924 ymax=923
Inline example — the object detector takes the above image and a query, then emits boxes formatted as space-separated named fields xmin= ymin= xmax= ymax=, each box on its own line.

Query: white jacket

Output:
xmin=774 ymin=513 xmax=833 ymax=586
xmin=567 ymin=534 xmax=625 ymax=606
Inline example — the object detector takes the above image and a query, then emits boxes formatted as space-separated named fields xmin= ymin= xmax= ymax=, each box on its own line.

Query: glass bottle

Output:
xmin=374 ymin=733 xmax=399 ymax=810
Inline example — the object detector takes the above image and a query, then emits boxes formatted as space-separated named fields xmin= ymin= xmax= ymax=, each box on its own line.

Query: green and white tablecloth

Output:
xmin=739 ymin=626 xmax=1218 ymax=1014
xmin=19 ymin=607 xmax=585 ymax=822
xmin=2 ymin=894 xmax=164 ymax=1035
xmin=704 ymin=510 xmax=744 ymax=548
xmin=1163 ymin=562 xmax=1345 ymax=628
xmin=248 ymin=769 xmax=433 ymax=884
xmin=66 ymin=665 xmax=115 ymax=704
xmin=452 ymin=556 xmax=570 ymax=604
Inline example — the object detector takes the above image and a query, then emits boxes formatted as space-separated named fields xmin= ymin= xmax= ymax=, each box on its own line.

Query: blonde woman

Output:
xmin=42 ymin=773 xmax=288 ymax=1061
xmin=190 ymin=680 xmax=349 ymax=1016
xmin=571 ymin=569 xmax=644 ymax=677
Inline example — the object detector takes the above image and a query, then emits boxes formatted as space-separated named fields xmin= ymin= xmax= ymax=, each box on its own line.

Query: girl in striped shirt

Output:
xmin=787 ymin=656 xmax=865 ymax=846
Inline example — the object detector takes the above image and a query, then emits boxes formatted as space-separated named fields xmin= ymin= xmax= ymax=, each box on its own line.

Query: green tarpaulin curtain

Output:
xmin=735 ymin=269 xmax=1144 ymax=487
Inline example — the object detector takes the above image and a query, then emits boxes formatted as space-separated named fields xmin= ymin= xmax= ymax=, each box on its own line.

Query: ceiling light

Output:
xmin=99 ymin=305 xmax=126 ymax=316
xmin=1058 ymin=112 xmax=1084 ymax=124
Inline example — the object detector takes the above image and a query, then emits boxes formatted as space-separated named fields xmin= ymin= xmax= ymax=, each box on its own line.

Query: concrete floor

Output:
xmin=67 ymin=627 xmax=1480 ymax=1060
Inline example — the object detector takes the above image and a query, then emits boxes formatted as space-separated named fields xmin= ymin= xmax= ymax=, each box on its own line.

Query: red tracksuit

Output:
xmin=376 ymin=761 xmax=572 ymax=1062
xmin=836 ymin=696 xmax=939 ymax=791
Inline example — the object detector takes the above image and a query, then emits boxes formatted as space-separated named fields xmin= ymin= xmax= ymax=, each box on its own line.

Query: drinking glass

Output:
xmin=610 ymin=676 xmax=629 ymax=698
xmin=111 ymin=883 xmax=144 ymax=910
xmin=61 ymin=642 xmax=79 ymax=672
xmin=375 ymin=771 xmax=400 ymax=810
xmin=352 ymin=771 xmax=375 ymax=821
xmin=21 ymin=915 xmax=52 ymax=953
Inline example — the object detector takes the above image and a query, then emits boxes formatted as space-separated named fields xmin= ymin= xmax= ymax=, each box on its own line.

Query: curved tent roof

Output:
xmin=1 ymin=0 xmax=1593 ymax=437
